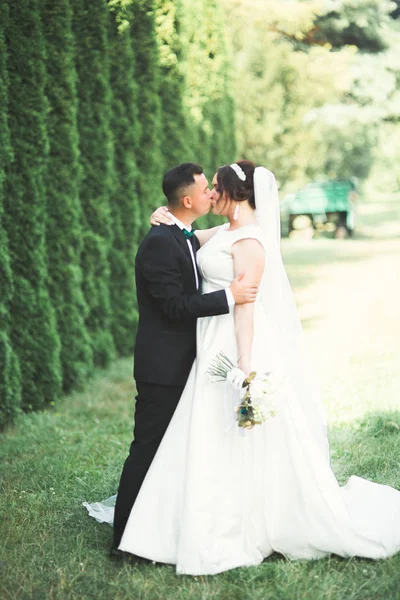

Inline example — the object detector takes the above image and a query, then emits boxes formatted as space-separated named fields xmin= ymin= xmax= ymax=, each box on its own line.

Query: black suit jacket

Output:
xmin=134 ymin=224 xmax=229 ymax=386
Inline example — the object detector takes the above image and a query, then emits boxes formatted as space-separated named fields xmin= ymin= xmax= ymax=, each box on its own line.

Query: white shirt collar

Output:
xmin=169 ymin=213 xmax=192 ymax=232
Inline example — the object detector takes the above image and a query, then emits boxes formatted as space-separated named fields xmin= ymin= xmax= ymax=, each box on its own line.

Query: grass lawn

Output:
xmin=1 ymin=195 xmax=400 ymax=600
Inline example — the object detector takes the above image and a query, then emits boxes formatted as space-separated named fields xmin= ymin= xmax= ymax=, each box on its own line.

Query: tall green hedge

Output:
xmin=131 ymin=0 xmax=163 ymax=233
xmin=108 ymin=4 xmax=141 ymax=354
xmin=156 ymin=0 xmax=190 ymax=169
xmin=0 ymin=0 xmax=237 ymax=427
xmin=4 ymin=0 xmax=62 ymax=412
xmin=72 ymin=0 xmax=116 ymax=367
xmin=203 ymin=0 xmax=236 ymax=171
xmin=180 ymin=0 xmax=236 ymax=227
xmin=42 ymin=0 xmax=93 ymax=391
xmin=0 ymin=3 xmax=21 ymax=427
xmin=179 ymin=0 xmax=212 ymax=174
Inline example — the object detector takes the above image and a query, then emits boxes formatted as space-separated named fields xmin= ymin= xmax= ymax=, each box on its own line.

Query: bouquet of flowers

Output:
xmin=207 ymin=352 xmax=279 ymax=430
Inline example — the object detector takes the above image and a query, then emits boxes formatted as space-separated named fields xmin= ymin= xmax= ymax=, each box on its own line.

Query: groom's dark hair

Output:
xmin=162 ymin=162 xmax=204 ymax=207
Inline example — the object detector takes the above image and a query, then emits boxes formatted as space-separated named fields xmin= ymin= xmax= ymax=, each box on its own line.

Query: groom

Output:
xmin=113 ymin=162 xmax=257 ymax=551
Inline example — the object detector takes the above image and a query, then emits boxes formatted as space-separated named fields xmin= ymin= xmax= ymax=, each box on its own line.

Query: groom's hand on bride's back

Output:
xmin=230 ymin=273 xmax=258 ymax=304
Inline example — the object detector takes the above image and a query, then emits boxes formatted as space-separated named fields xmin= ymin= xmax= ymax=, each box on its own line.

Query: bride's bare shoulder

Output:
xmin=195 ymin=224 xmax=226 ymax=247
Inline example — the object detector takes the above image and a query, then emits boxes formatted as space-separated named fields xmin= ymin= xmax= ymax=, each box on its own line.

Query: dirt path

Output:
xmin=281 ymin=197 xmax=400 ymax=424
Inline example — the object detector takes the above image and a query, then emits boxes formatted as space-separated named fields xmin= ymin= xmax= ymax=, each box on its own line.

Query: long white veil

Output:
xmin=254 ymin=167 xmax=329 ymax=460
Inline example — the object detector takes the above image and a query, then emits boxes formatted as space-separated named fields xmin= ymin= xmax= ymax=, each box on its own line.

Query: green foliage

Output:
xmin=304 ymin=104 xmax=378 ymax=181
xmin=391 ymin=0 xmax=400 ymax=19
xmin=4 ymin=0 xmax=62 ymax=412
xmin=344 ymin=25 xmax=400 ymax=190
xmin=223 ymin=0 xmax=400 ymax=190
xmin=180 ymin=0 xmax=236 ymax=178
xmin=202 ymin=0 xmax=236 ymax=171
xmin=79 ymin=232 xmax=115 ymax=367
xmin=0 ymin=333 xmax=22 ymax=428
xmin=71 ymin=0 xmax=116 ymax=367
xmin=155 ymin=0 xmax=190 ymax=169
xmin=0 ymin=3 xmax=21 ymax=427
xmin=226 ymin=1 xmax=349 ymax=186
xmin=367 ymin=122 xmax=400 ymax=192
xmin=178 ymin=0 xmax=236 ymax=228
xmin=0 ymin=0 xmax=241 ymax=425
xmin=108 ymin=3 xmax=141 ymax=354
xmin=131 ymin=0 xmax=163 ymax=230
xmin=315 ymin=0 xmax=395 ymax=52
xmin=42 ymin=0 xmax=93 ymax=391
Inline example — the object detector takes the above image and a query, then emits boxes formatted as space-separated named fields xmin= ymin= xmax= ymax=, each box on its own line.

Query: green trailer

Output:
xmin=280 ymin=180 xmax=357 ymax=238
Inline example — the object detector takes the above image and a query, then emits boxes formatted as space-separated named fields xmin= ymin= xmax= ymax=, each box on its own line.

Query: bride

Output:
xmin=85 ymin=161 xmax=400 ymax=575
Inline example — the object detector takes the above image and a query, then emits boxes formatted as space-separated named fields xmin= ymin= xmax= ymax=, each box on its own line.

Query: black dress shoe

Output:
xmin=109 ymin=544 xmax=126 ymax=561
xmin=109 ymin=544 xmax=150 ymax=565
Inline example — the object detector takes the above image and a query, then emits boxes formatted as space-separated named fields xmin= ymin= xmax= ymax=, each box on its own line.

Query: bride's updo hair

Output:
xmin=216 ymin=160 xmax=256 ymax=208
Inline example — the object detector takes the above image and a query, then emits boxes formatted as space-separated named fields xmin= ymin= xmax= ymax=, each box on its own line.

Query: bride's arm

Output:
xmin=149 ymin=206 xmax=221 ymax=246
xmin=150 ymin=206 xmax=174 ymax=226
xmin=232 ymin=239 xmax=265 ymax=376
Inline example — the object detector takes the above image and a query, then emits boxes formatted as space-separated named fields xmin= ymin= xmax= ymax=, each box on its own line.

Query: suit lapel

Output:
xmin=168 ymin=224 xmax=201 ymax=292
xmin=192 ymin=236 xmax=201 ymax=287
xmin=169 ymin=224 xmax=191 ymax=255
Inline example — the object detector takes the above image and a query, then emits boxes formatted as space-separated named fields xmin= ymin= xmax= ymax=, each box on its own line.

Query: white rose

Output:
xmin=262 ymin=398 xmax=277 ymax=416
xmin=249 ymin=378 xmax=269 ymax=400
xmin=264 ymin=379 xmax=277 ymax=395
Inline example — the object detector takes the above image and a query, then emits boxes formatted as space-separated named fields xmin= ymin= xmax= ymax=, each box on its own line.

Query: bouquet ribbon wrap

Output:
xmin=224 ymin=368 xmax=246 ymax=432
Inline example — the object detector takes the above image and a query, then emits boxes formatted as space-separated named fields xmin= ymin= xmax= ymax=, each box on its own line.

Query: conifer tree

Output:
xmin=108 ymin=2 xmax=141 ymax=353
xmin=179 ymin=0 xmax=236 ymax=227
xmin=178 ymin=0 xmax=209 ymax=172
xmin=42 ymin=0 xmax=93 ymax=390
xmin=71 ymin=0 xmax=116 ymax=367
xmin=4 ymin=0 xmax=62 ymax=411
xmin=131 ymin=0 xmax=163 ymax=233
xmin=203 ymin=0 xmax=236 ymax=170
xmin=0 ymin=3 xmax=21 ymax=427
xmin=180 ymin=0 xmax=236 ymax=175
xmin=155 ymin=0 xmax=190 ymax=169
xmin=315 ymin=0 xmax=393 ymax=52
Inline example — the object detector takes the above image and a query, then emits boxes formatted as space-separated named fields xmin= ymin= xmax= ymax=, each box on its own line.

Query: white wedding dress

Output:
xmin=85 ymin=222 xmax=400 ymax=575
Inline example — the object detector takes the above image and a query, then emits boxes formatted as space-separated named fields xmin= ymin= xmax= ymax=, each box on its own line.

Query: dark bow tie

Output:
xmin=183 ymin=228 xmax=195 ymax=240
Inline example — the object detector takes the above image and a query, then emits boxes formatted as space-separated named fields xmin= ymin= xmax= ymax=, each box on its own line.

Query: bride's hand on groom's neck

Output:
xmin=150 ymin=206 xmax=174 ymax=226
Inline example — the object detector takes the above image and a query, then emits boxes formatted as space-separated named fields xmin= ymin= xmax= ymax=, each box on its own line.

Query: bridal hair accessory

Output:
xmin=233 ymin=202 xmax=240 ymax=221
xmin=230 ymin=163 xmax=246 ymax=181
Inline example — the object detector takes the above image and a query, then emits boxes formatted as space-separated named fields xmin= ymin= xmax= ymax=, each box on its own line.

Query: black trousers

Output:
xmin=113 ymin=381 xmax=184 ymax=547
